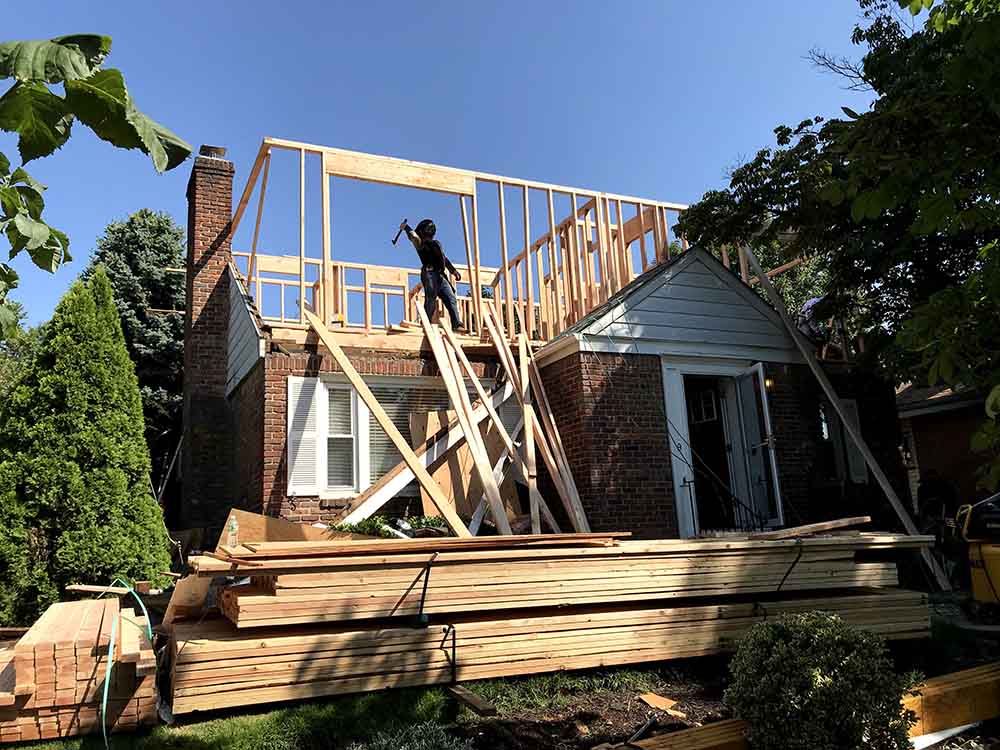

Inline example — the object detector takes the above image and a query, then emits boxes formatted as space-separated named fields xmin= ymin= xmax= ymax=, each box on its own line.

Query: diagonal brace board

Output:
xmin=340 ymin=382 xmax=515 ymax=525
xmin=743 ymin=245 xmax=949 ymax=591
xmin=304 ymin=309 xmax=472 ymax=537
xmin=416 ymin=305 xmax=512 ymax=534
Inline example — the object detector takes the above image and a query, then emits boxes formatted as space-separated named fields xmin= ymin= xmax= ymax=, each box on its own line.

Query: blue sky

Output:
xmin=5 ymin=1 xmax=874 ymax=326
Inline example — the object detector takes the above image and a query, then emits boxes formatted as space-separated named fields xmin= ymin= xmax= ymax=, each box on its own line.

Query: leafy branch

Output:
xmin=0 ymin=34 xmax=191 ymax=336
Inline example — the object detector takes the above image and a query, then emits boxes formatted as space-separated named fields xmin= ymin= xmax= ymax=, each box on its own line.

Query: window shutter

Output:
xmin=368 ymin=384 xmax=454 ymax=487
xmin=287 ymin=376 xmax=320 ymax=495
xmin=327 ymin=387 xmax=356 ymax=489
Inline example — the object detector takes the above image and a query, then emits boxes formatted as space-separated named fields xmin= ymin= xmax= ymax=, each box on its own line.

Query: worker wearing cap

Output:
xmin=400 ymin=219 xmax=465 ymax=330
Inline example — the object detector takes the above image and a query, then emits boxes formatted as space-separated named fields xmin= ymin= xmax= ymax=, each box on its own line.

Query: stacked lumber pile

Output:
xmin=163 ymin=531 xmax=932 ymax=715
xmin=173 ymin=588 xmax=927 ymax=714
xmin=0 ymin=599 xmax=156 ymax=743
xmin=207 ymin=533 xmax=917 ymax=627
xmin=599 ymin=661 xmax=1000 ymax=750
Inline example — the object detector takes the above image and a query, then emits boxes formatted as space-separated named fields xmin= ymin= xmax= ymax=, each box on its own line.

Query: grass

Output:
xmin=459 ymin=667 xmax=663 ymax=716
xmin=15 ymin=688 xmax=452 ymax=750
xmin=12 ymin=667 xmax=670 ymax=749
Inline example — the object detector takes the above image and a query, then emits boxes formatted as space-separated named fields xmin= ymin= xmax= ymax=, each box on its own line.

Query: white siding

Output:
xmin=227 ymin=265 xmax=265 ymax=395
xmin=579 ymin=251 xmax=799 ymax=363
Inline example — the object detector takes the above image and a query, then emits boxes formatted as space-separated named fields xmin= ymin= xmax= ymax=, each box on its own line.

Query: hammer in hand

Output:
xmin=392 ymin=219 xmax=408 ymax=246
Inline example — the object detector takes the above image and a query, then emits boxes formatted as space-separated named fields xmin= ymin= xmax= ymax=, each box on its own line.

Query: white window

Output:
xmin=287 ymin=375 xmax=519 ymax=498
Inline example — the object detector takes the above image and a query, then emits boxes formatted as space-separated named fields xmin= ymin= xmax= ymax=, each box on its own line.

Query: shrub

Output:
xmin=724 ymin=612 xmax=920 ymax=750
xmin=0 ymin=268 xmax=170 ymax=625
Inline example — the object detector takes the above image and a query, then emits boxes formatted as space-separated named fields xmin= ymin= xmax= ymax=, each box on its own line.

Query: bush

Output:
xmin=0 ymin=268 xmax=170 ymax=625
xmin=724 ymin=612 xmax=920 ymax=750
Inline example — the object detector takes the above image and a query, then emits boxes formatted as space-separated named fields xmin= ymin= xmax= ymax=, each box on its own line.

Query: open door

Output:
xmin=735 ymin=363 xmax=783 ymax=527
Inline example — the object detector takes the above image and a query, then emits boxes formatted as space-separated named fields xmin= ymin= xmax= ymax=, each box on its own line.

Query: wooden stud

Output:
xmin=470 ymin=191 xmax=484 ymax=335
xmin=304 ymin=308 xmax=471 ymax=536
xmin=615 ymin=199 xmax=631 ymax=282
xmin=520 ymin=334 xmax=541 ymax=534
xmin=546 ymin=190 xmax=564 ymax=334
xmin=229 ymin=142 xmax=269 ymax=241
xmin=458 ymin=196 xmax=479 ymax=333
xmin=523 ymin=186 xmax=535 ymax=340
xmin=497 ymin=181 xmax=515 ymax=336
xmin=320 ymin=157 xmax=333 ymax=322
xmin=298 ymin=148 xmax=306 ymax=322
xmin=247 ymin=151 xmax=271 ymax=289
xmin=636 ymin=202 xmax=649 ymax=271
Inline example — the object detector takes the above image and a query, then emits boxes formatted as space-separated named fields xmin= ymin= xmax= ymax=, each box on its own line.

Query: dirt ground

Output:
xmin=454 ymin=618 xmax=1000 ymax=750
xmin=458 ymin=658 xmax=730 ymax=750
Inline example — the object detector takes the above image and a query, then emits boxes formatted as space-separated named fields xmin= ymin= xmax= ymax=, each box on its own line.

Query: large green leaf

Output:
xmin=0 ymin=82 xmax=72 ymax=162
xmin=64 ymin=69 xmax=191 ymax=173
xmin=0 ymin=35 xmax=110 ymax=84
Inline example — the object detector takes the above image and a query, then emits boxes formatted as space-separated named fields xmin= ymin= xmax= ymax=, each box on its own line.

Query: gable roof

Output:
xmin=542 ymin=246 xmax=801 ymax=364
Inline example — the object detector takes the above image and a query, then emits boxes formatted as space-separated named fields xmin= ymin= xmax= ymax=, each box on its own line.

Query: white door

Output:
xmin=661 ymin=366 xmax=699 ymax=538
xmin=735 ymin=363 xmax=783 ymax=527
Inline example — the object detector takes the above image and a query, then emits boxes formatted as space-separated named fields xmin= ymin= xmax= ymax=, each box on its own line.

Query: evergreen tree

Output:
xmin=0 ymin=268 xmax=170 ymax=625
xmin=84 ymin=210 xmax=185 ymax=486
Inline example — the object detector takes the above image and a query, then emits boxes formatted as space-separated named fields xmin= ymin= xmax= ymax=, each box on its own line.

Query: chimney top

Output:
xmin=199 ymin=145 xmax=227 ymax=158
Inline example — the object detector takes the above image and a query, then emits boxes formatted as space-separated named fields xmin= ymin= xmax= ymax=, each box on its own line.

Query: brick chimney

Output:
xmin=181 ymin=145 xmax=235 ymax=530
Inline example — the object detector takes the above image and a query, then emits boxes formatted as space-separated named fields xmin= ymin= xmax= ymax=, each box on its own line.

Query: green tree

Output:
xmin=0 ymin=35 xmax=191 ymax=336
xmin=0 ymin=301 xmax=40 ymax=395
xmin=0 ymin=268 xmax=170 ymax=625
xmin=675 ymin=0 xmax=1000 ymax=487
xmin=83 ymin=210 xmax=185 ymax=484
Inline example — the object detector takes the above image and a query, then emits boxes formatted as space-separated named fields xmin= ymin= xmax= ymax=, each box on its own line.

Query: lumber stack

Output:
xmin=0 ymin=600 xmax=156 ymax=743
xmin=171 ymin=588 xmax=928 ymax=714
xmin=202 ymin=533 xmax=918 ymax=627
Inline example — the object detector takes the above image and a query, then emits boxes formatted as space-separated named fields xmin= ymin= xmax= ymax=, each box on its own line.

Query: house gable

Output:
xmin=549 ymin=248 xmax=801 ymax=364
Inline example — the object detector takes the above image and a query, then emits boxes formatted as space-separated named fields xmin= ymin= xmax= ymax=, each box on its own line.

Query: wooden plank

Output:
xmin=323 ymin=147 xmax=475 ymax=195
xmin=246 ymin=151 xmax=271 ymax=288
xmin=523 ymin=187 xmax=535 ymax=340
xmin=320 ymin=159 xmax=332 ymax=321
xmin=162 ymin=575 xmax=211 ymax=627
xmin=744 ymin=246 xmax=950 ymax=591
xmin=458 ymin=196 xmax=479 ymax=332
xmin=449 ymin=685 xmax=497 ymax=716
xmin=497 ymin=181 xmax=515 ymax=335
xmin=470 ymin=192 xmax=485 ymax=334
xmin=417 ymin=306 xmax=511 ymax=534
xmin=65 ymin=585 xmax=129 ymax=596
xmin=229 ymin=142 xmax=269 ymax=240
xmin=749 ymin=516 xmax=871 ymax=540
xmin=304 ymin=308 xmax=471 ymax=536
xmin=521 ymin=334 xmax=541 ymax=534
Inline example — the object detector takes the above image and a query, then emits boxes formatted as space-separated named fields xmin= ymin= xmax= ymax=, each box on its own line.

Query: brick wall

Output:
xmin=260 ymin=347 xmax=500 ymax=524
xmin=230 ymin=360 xmax=265 ymax=514
xmin=541 ymin=351 xmax=678 ymax=539
xmin=540 ymin=352 xmax=906 ymax=538
xmin=181 ymin=146 xmax=235 ymax=529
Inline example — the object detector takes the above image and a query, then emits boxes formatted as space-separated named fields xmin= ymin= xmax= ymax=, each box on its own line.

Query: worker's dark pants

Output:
xmin=421 ymin=267 xmax=463 ymax=328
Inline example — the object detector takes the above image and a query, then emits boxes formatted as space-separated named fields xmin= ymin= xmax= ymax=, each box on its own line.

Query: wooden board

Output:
xmin=170 ymin=589 xmax=928 ymax=714
xmin=749 ymin=516 xmax=871 ymax=541
xmin=412 ymin=409 xmax=519 ymax=521
xmin=214 ymin=509 xmax=360 ymax=554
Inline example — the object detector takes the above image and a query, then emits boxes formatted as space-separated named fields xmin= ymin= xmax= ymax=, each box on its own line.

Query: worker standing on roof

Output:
xmin=400 ymin=219 xmax=465 ymax=330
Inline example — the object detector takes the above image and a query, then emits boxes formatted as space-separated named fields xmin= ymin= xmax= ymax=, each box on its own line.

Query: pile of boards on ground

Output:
xmin=0 ymin=599 xmax=156 ymax=743
xmin=166 ymin=529 xmax=932 ymax=714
